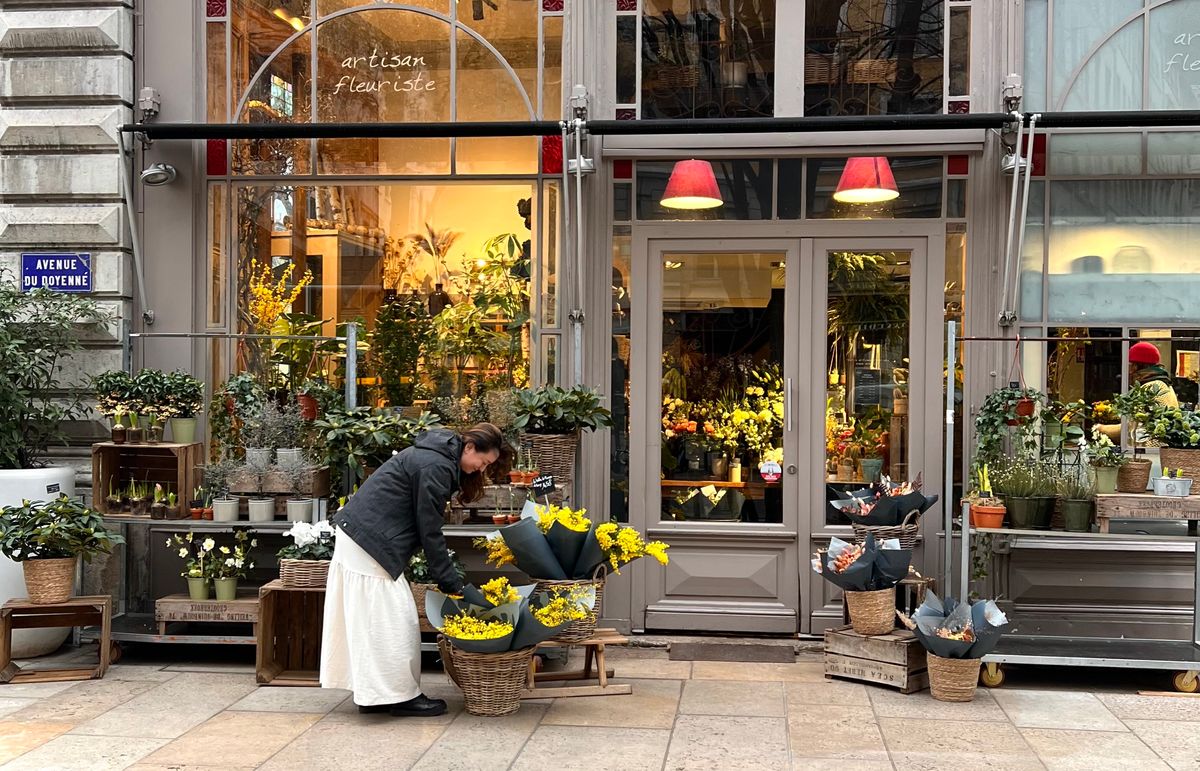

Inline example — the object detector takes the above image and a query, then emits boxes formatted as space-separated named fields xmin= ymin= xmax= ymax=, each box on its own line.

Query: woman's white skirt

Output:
xmin=319 ymin=529 xmax=422 ymax=706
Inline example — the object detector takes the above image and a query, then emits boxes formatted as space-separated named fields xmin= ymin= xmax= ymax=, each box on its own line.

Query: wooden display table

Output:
xmin=1 ymin=596 xmax=111 ymax=683
xmin=521 ymin=628 xmax=632 ymax=699
xmin=155 ymin=592 xmax=259 ymax=636
xmin=92 ymin=442 xmax=203 ymax=519
xmin=256 ymin=580 xmax=324 ymax=687
xmin=1096 ymin=493 xmax=1200 ymax=534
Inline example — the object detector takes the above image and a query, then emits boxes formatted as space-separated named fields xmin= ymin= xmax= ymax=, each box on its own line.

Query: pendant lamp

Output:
xmin=833 ymin=156 xmax=899 ymax=204
xmin=661 ymin=159 xmax=723 ymax=210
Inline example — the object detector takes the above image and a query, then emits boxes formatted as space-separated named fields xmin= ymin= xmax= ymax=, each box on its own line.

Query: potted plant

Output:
xmin=209 ymin=530 xmax=255 ymax=601
xmin=374 ymin=291 xmax=432 ymax=409
xmin=314 ymin=407 xmax=441 ymax=486
xmin=246 ymin=457 xmax=275 ymax=524
xmin=190 ymin=486 xmax=206 ymax=520
xmin=1091 ymin=400 xmax=1122 ymax=443
xmin=1152 ymin=466 xmax=1193 ymax=497
xmin=1043 ymin=399 xmax=1086 ymax=449
xmin=163 ymin=370 xmax=204 ymax=444
xmin=297 ymin=378 xmax=340 ymax=421
xmin=167 ymin=532 xmax=215 ymax=600
xmin=1058 ymin=467 xmax=1095 ymax=532
xmin=240 ymin=406 xmax=275 ymax=468
xmin=1086 ymin=426 xmax=1125 ymax=494
xmin=990 ymin=460 xmax=1052 ymax=530
xmin=128 ymin=480 xmax=150 ymax=517
xmin=277 ymin=521 xmax=335 ymax=587
xmin=513 ymin=385 xmax=613 ymax=486
xmin=278 ymin=452 xmax=313 ymax=523
xmin=974 ymin=385 xmax=1045 ymax=465
xmin=1112 ymin=384 xmax=1159 ymax=492
xmin=1145 ymin=405 xmax=1200 ymax=482
xmin=104 ymin=480 xmax=122 ymax=515
xmin=204 ymin=459 xmax=241 ymax=522
xmin=150 ymin=484 xmax=168 ymax=520
xmin=968 ymin=465 xmax=1006 ymax=528
xmin=92 ymin=370 xmax=135 ymax=442
xmin=0 ymin=496 xmax=124 ymax=604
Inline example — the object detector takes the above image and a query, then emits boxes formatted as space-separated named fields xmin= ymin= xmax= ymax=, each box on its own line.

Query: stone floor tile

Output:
xmin=8 ymin=679 xmax=158 ymax=724
xmin=328 ymin=683 xmax=462 ymax=724
xmin=891 ymin=751 xmax=1046 ymax=770
xmin=664 ymin=715 xmax=790 ymax=771
xmin=991 ymin=689 xmax=1125 ymax=731
xmin=0 ymin=720 xmax=73 ymax=764
xmin=0 ymin=699 xmax=38 ymax=720
xmin=1021 ymin=728 xmax=1169 ymax=771
xmin=0 ymin=682 xmax=80 ymax=699
xmin=69 ymin=673 xmax=258 ymax=739
xmin=161 ymin=662 xmax=255 ymax=674
xmin=790 ymin=760 xmax=894 ymax=771
xmin=879 ymin=716 xmax=1040 ymax=764
xmin=512 ymin=726 xmax=670 ymax=771
xmin=690 ymin=661 xmax=825 ymax=683
xmin=788 ymin=704 xmax=888 ymax=761
xmin=680 ymin=679 xmax=785 ymax=717
xmin=140 ymin=710 xmax=320 ymax=767
xmin=785 ymin=679 xmax=870 ymax=708
xmin=601 ymin=656 xmax=692 ymax=680
xmin=227 ymin=686 xmax=349 ymax=713
xmin=103 ymin=665 xmax=179 ymax=683
xmin=1 ymin=734 xmax=167 ymax=770
xmin=258 ymin=711 xmax=447 ymax=771
xmin=869 ymin=686 xmax=1009 ymax=721
xmin=1125 ymin=719 xmax=1200 ymax=770
xmin=128 ymin=765 xmax=256 ymax=771
xmin=1097 ymin=693 xmax=1200 ymax=722
xmin=541 ymin=678 xmax=680 ymax=729
xmin=410 ymin=703 xmax=547 ymax=771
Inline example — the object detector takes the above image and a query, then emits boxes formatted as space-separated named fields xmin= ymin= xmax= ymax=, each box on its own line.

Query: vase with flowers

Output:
xmin=167 ymin=532 xmax=216 ymax=600
xmin=209 ymin=530 xmax=256 ymax=601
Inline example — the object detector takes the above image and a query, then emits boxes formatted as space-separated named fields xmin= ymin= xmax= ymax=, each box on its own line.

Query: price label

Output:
xmin=531 ymin=474 xmax=555 ymax=496
xmin=46 ymin=483 xmax=61 ymax=494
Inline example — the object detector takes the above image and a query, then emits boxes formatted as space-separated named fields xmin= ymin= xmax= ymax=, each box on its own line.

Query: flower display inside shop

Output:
xmin=247 ymin=259 xmax=313 ymax=333
xmin=661 ymin=361 xmax=784 ymax=465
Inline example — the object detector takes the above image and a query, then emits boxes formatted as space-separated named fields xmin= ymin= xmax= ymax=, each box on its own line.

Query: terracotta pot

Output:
xmin=190 ymin=507 xmax=204 ymax=520
xmin=508 ymin=470 xmax=523 ymax=484
xmin=1015 ymin=398 xmax=1035 ymax=417
xmin=202 ymin=507 xmax=214 ymax=521
xmin=971 ymin=504 xmax=1006 ymax=529
xmin=297 ymin=393 xmax=319 ymax=421
xmin=492 ymin=514 xmax=508 ymax=526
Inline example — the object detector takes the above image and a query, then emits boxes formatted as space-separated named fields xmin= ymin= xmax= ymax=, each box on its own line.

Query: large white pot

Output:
xmin=0 ymin=467 xmax=76 ymax=657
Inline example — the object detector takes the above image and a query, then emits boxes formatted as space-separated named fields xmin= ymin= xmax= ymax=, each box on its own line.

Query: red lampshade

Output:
xmin=833 ymin=156 xmax=899 ymax=204
xmin=661 ymin=159 xmax=723 ymax=210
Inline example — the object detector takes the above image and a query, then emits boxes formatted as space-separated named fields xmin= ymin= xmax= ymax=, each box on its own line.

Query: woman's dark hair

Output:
xmin=458 ymin=422 xmax=507 ymax=504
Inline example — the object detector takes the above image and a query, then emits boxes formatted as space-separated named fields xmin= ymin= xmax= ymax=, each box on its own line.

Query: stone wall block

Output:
xmin=0 ymin=204 xmax=124 ymax=247
xmin=0 ymin=154 xmax=119 ymax=198
xmin=0 ymin=105 xmax=129 ymax=149
xmin=0 ymin=7 xmax=131 ymax=52
xmin=0 ymin=55 xmax=132 ymax=103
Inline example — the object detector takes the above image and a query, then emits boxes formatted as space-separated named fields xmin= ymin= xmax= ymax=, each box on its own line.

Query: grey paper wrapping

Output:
xmin=544 ymin=521 xmax=589 ymax=577
xmin=964 ymin=600 xmax=1010 ymax=658
xmin=572 ymin=523 xmax=606 ymax=578
xmin=501 ymin=516 xmax=567 ymax=579
xmin=909 ymin=592 xmax=978 ymax=659
xmin=461 ymin=584 xmax=491 ymax=609
xmin=817 ymin=536 xmax=875 ymax=591
xmin=872 ymin=542 xmax=913 ymax=590
xmin=423 ymin=590 xmax=462 ymax=632
xmin=477 ymin=600 xmax=523 ymax=628
xmin=446 ymin=629 xmax=517 ymax=654
xmin=510 ymin=603 xmax=573 ymax=649
xmin=682 ymin=493 xmax=716 ymax=520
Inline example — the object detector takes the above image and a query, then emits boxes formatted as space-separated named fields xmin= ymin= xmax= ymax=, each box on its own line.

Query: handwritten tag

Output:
xmin=531 ymin=474 xmax=555 ymax=496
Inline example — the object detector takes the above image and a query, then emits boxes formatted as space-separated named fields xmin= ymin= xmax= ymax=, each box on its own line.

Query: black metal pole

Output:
xmin=120 ymin=120 xmax=566 ymax=140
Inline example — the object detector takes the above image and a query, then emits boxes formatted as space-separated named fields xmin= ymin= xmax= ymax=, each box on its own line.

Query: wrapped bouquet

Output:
xmin=425 ymin=577 xmax=596 ymax=653
xmin=813 ymin=534 xmax=912 ymax=635
xmin=898 ymin=592 xmax=1010 ymax=702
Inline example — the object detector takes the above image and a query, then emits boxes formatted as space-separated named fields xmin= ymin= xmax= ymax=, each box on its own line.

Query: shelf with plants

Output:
xmin=92 ymin=442 xmax=203 ymax=520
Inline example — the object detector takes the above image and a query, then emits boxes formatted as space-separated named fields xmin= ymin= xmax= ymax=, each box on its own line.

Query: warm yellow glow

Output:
xmin=660 ymin=195 xmax=724 ymax=210
xmin=272 ymin=8 xmax=305 ymax=31
xmin=833 ymin=187 xmax=901 ymax=204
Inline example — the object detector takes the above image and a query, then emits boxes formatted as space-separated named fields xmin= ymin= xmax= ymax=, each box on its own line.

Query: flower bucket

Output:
xmin=1152 ymin=477 xmax=1193 ymax=497
xmin=171 ymin=417 xmax=197 ymax=444
xmin=1117 ymin=459 xmax=1152 ymax=493
xmin=23 ymin=557 xmax=77 ymax=605
xmin=187 ymin=576 xmax=210 ymax=601
xmin=1093 ymin=466 xmax=1119 ymax=494
xmin=214 ymin=577 xmax=238 ymax=601
xmin=1061 ymin=499 xmax=1094 ymax=532
xmin=844 ymin=587 xmax=895 ymax=635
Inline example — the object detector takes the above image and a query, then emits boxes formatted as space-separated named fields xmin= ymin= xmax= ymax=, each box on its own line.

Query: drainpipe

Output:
xmin=116 ymin=131 xmax=154 ymax=326
xmin=1009 ymin=112 xmax=1039 ymax=323
xmin=997 ymin=112 xmax=1024 ymax=327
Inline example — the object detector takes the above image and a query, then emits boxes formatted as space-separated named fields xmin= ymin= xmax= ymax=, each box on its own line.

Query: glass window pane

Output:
xmin=1149 ymin=0 xmax=1200 ymax=109
xmin=1024 ymin=0 xmax=1048 ymax=111
xmin=641 ymin=1 xmax=775 ymax=119
xmin=777 ymin=159 xmax=804 ymax=219
xmin=541 ymin=181 xmax=560 ymax=327
xmin=541 ymin=334 xmax=558 ymax=386
xmin=949 ymin=6 xmax=970 ymax=97
xmin=1057 ymin=6 xmax=1142 ymax=110
xmin=826 ymin=250 xmax=911 ymax=524
xmin=1045 ymin=327 xmax=1122 ymax=408
xmin=660 ymin=251 xmax=785 ymax=524
xmin=320 ymin=0 xmax=449 ymax=13
xmin=1148 ymin=132 xmax=1200 ymax=175
xmin=613 ymin=182 xmax=632 ymax=222
xmin=1047 ymin=179 xmax=1200 ymax=324
xmin=543 ymin=15 xmax=564 ymax=120
xmin=455 ymin=23 xmax=539 ymax=173
xmin=1019 ymin=181 xmax=1045 ymax=322
xmin=207 ymin=22 xmax=227 ymax=122
xmin=1047 ymin=133 xmax=1142 ymax=176
xmin=637 ymin=159 xmax=772 ymax=220
xmin=946 ymin=178 xmax=966 ymax=218
xmin=804 ymin=0 xmax=944 ymax=116
xmin=208 ymin=184 xmax=227 ymax=327
xmin=1131 ymin=330 xmax=1200 ymax=409
xmin=611 ymin=227 xmax=632 ymax=523
xmin=806 ymin=156 xmax=943 ymax=219
xmin=616 ymin=15 xmax=637 ymax=105
xmin=946 ymin=227 xmax=967 ymax=503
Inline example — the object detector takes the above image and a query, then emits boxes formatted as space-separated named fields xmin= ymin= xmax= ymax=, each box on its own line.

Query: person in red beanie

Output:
xmin=1128 ymin=341 xmax=1179 ymax=409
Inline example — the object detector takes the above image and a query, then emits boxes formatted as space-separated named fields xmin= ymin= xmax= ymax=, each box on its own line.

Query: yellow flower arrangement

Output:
xmin=595 ymin=522 xmax=670 ymax=573
xmin=481 ymin=576 xmax=520 ymax=606
xmin=473 ymin=535 xmax=516 ymax=568
xmin=247 ymin=260 xmax=313 ymax=333
xmin=536 ymin=504 xmax=591 ymax=534
xmin=440 ymin=614 xmax=513 ymax=640
xmin=533 ymin=594 xmax=590 ymax=627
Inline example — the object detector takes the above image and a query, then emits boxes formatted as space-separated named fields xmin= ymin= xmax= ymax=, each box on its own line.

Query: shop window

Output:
xmin=1148 ymin=133 xmax=1200 ymax=176
xmin=611 ymin=227 xmax=632 ymax=523
xmin=1130 ymin=330 xmax=1200 ymax=409
xmin=1045 ymin=327 xmax=1122 ymax=409
xmin=230 ymin=16 xmax=312 ymax=175
xmin=636 ymin=159 xmax=772 ymax=220
xmin=805 ymin=156 xmax=943 ymax=219
xmin=1018 ymin=181 xmax=1045 ymax=322
xmin=948 ymin=6 xmax=970 ymax=98
xmin=640 ymin=0 xmax=776 ymax=119
xmin=208 ymin=184 xmax=228 ymax=328
xmin=207 ymin=22 xmax=227 ymax=122
xmin=1047 ymin=134 xmax=1142 ymax=177
xmin=804 ymin=0 xmax=944 ymax=116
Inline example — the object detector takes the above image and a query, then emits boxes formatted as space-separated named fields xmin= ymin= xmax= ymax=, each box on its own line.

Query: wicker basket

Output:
xmin=844 ymin=587 xmax=895 ymax=635
xmin=653 ymin=64 xmax=700 ymax=89
xmin=278 ymin=559 xmax=330 ymax=588
xmin=927 ymin=653 xmax=982 ymax=702
xmin=520 ymin=431 xmax=579 ymax=489
xmin=438 ymin=637 xmax=535 ymax=716
xmin=533 ymin=573 xmax=605 ymax=643
xmin=411 ymin=582 xmax=438 ymax=634
xmin=1118 ymin=458 xmax=1153 ymax=493
xmin=23 ymin=557 xmax=77 ymax=605
xmin=849 ymin=58 xmax=898 ymax=84
xmin=1159 ymin=448 xmax=1200 ymax=481
xmin=851 ymin=510 xmax=921 ymax=549
xmin=804 ymin=54 xmax=834 ymax=84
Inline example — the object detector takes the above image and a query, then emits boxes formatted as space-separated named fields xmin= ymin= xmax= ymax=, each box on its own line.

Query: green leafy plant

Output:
xmin=1058 ymin=464 xmax=1095 ymax=501
xmin=512 ymin=385 xmax=614 ymax=435
xmin=314 ymin=408 xmax=442 ymax=484
xmin=973 ymin=385 xmax=1045 ymax=465
xmin=1112 ymin=383 xmax=1160 ymax=457
xmin=277 ymin=521 xmax=335 ymax=561
xmin=404 ymin=548 xmax=467 ymax=584
xmin=162 ymin=370 xmax=205 ymax=419
xmin=208 ymin=373 xmax=266 ymax=460
xmin=298 ymin=378 xmax=343 ymax=414
xmin=0 ymin=276 xmax=110 ymax=469
xmin=209 ymin=529 xmax=255 ymax=580
xmin=1144 ymin=405 xmax=1200 ymax=449
xmin=1086 ymin=426 xmax=1127 ymax=467
xmin=989 ymin=459 xmax=1053 ymax=498
xmin=0 ymin=495 xmax=124 ymax=561
xmin=132 ymin=369 xmax=171 ymax=425
xmin=92 ymin=370 xmax=134 ymax=421
xmin=374 ymin=293 xmax=432 ymax=406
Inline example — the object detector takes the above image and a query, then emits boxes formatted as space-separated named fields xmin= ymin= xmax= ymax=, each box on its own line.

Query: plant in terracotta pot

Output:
xmin=968 ymin=465 xmax=1006 ymax=529
xmin=974 ymin=385 xmax=1045 ymax=465
xmin=190 ymin=486 xmax=206 ymax=520
xmin=0 ymin=496 xmax=124 ymax=604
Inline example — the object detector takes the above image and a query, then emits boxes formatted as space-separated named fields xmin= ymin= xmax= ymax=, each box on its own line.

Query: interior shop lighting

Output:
xmin=272 ymin=8 xmax=305 ymax=31
xmin=833 ymin=156 xmax=899 ymax=204
xmin=660 ymin=159 xmax=724 ymax=210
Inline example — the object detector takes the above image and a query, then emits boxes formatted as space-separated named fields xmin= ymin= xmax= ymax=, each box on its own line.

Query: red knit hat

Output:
xmin=1129 ymin=341 xmax=1161 ymax=365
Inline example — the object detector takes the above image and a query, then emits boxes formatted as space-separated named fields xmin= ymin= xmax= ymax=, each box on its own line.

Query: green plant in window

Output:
xmin=374 ymin=292 xmax=432 ymax=407
xmin=827 ymin=252 xmax=909 ymax=350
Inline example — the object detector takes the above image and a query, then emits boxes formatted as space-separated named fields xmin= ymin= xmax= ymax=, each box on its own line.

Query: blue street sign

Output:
xmin=21 ymin=253 xmax=92 ymax=293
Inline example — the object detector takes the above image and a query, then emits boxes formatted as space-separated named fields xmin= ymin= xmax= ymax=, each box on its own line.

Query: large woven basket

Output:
xmin=23 ymin=556 xmax=76 ymax=605
xmin=844 ymin=587 xmax=895 ymax=635
xmin=278 ymin=559 xmax=330 ymax=588
xmin=851 ymin=510 xmax=921 ymax=549
xmin=1117 ymin=458 xmax=1152 ymax=493
xmin=928 ymin=653 xmax=982 ymax=702
xmin=804 ymin=54 xmax=834 ymax=84
xmin=849 ymin=58 xmax=898 ymax=84
xmin=411 ymin=582 xmax=438 ymax=634
xmin=519 ymin=431 xmax=579 ymax=488
xmin=1159 ymin=448 xmax=1200 ymax=481
xmin=438 ymin=637 xmax=534 ymax=717
xmin=533 ymin=573 xmax=605 ymax=643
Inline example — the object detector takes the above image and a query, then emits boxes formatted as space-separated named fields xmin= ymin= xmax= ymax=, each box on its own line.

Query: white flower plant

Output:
xmin=166 ymin=530 xmax=257 ymax=580
xmin=277 ymin=520 xmax=335 ymax=561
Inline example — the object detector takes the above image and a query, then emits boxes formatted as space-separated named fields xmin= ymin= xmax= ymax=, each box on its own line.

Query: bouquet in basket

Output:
xmin=898 ymin=592 xmax=1009 ymax=659
xmin=830 ymin=475 xmax=938 ymax=526
xmin=811 ymin=533 xmax=912 ymax=592
xmin=425 ymin=576 xmax=596 ymax=653
xmin=276 ymin=520 xmax=335 ymax=561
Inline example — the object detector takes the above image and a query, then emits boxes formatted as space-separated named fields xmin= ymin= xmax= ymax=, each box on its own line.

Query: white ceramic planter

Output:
xmin=286 ymin=498 xmax=313 ymax=523
xmin=245 ymin=448 xmax=273 ymax=467
xmin=212 ymin=498 xmax=240 ymax=522
xmin=248 ymin=498 xmax=275 ymax=522
xmin=276 ymin=448 xmax=303 ymax=465
xmin=0 ymin=467 xmax=75 ymax=657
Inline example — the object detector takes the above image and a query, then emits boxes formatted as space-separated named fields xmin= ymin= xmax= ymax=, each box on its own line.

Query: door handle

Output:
xmin=786 ymin=377 xmax=793 ymax=432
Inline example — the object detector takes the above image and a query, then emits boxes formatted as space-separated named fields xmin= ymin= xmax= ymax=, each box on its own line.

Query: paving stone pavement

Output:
xmin=0 ymin=645 xmax=1194 ymax=770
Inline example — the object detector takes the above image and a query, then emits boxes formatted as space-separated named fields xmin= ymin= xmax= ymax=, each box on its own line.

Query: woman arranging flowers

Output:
xmin=321 ymin=422 xmax=505 ymax=717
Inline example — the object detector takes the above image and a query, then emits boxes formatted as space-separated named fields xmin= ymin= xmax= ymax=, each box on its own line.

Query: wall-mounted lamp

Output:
xmin=660 ymin=159 xmax=723 ymax=210
xmin=833 ymin=157 xmax=898 ymax=204
xmin=1001 ymin=152 xmax=1028 ymax=175
xmin=140 ymin=163 xmax=177 ymax=186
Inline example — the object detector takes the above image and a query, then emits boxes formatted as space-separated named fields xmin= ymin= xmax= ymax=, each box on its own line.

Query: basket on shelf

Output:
xmin=651 ymin=64 xmax=700 ymax=89
xmin=437 ymin=636 xmax=535 ymax=717
xmin=804 ymin=54 xmax=835 ymax=84
xmin=1117 ymin=458 xmax=1153 ymax=493
xmin=844 ymin=587 xmax=895 ymax=636
xmin=533 ymin=570 xmax=606 ymax=643
xmin=851 ymin=510 xmax=921 ymax=549
xmin=519 ymin=431 xmax=579 ymax=489
xmin=848 ymin=58 xmax=898 ymax=84
xmin=1159 ymin=448 xmax=1200 ymax=482
xmin=927 ymin=653 xmax=982 ymax=702
xmin=278 ymin=559 xmax=330 ymax=589
xmin=411 ymin=582 xmax=437 ymax=634
xmin=22 ymin=557 xmax=77 ymax=605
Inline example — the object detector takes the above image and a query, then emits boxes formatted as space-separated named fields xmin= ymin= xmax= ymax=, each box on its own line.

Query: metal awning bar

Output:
xmin=119 ymin=110 xmax=1200 ymax=140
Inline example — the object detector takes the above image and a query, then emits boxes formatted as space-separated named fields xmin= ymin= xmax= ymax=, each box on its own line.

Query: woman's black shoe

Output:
xmin=389 ymin=694 xmax=448 ymax=717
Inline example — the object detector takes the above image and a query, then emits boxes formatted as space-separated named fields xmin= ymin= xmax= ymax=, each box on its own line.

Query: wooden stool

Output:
xmin=521 ymin=628 xmax=633 ymax=699
xmin=1 ymin=596 xmax=112 ymax=683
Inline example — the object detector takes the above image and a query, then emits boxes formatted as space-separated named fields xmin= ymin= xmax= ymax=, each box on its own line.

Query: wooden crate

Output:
xmin=154 ymin=592 xmax=260 ymax=636
xmin=824 ymin=625 xmax=928 ymax=694
xmin=1 ymin=597 xmax=111 ymax=683
xmin=228 ymin=467 xmax=330 ymax=498
xmin=1095 ymin=493 xmax=1200 ymax=533
xmin=92 ymin=442 xmax=203 ymax=519
xmin=257 ymin=580 xmax=325 ymax=687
